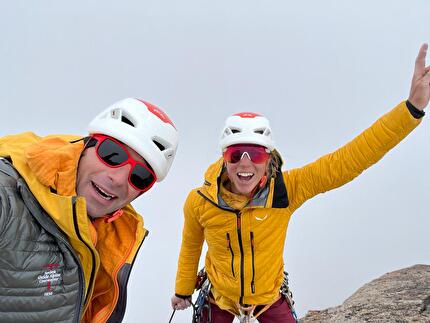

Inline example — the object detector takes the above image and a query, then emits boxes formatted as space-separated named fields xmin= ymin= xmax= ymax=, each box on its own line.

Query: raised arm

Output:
xmin=285 ymin=43 xmax=428 ymax=210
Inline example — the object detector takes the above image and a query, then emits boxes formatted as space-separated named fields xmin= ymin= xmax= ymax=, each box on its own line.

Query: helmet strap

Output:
xmin=249 ymin=175 xmax=268 ymax=198
xmin=259 ymin=175 xmax=268 ymax=188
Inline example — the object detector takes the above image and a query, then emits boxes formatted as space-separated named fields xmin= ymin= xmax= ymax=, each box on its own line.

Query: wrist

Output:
xmin=406 ymin=100 xmax=425 ymax=119
xmin=175 ymin=293 xmax=192 ymax=300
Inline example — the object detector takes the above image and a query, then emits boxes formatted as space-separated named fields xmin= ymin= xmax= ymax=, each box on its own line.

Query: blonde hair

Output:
xmin=267 ymin=149 xmax=283 ymax=179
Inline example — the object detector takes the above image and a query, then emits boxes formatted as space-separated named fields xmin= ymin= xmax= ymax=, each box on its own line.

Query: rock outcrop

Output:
xmin=300 ymin=264 xmax=430 ymax=323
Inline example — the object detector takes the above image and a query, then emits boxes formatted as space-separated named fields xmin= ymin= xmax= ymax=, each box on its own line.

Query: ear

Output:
xmin=265 ymin=157 xmax=271 ymax=173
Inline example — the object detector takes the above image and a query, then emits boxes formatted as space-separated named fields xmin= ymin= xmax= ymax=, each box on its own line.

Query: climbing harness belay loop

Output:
xmin=237 ymin=303 xmax=258 ymax=323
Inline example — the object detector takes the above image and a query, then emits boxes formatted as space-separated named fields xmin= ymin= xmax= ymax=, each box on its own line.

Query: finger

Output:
xmin=171 ymin=297 xmax=179 ymax=309
xmin=414 ymin=43 xmax=428 ymax=76
xmin=179 ymin=300 xmax=189 ymax=310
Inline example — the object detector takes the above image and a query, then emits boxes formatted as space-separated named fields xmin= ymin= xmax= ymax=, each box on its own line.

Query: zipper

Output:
xmin=236 ymin=212 xmax=245 ymax=304
xmin=226 ymin=233 xmax=235 ymax=277
xmin=197 ymin=190 xmax=245 ymax=302
xmin=55 ymin=229 xmax=86 ymax=322
xmin=250 ymin=231 xmax=255 ymax=294
xmin=106 ymin=230 xmax=149 ymax=323
xmin=72 ymin=197 xmax=97 ymax=309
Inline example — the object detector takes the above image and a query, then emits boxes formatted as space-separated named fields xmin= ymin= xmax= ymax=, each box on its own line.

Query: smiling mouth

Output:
xmin=91 ymin=181 xmax=117 ymax=200
xmin=237 ymin=172 xmax=254 ymax=181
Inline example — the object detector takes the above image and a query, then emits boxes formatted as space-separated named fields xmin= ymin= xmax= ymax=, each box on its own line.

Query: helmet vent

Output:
xmin=230 ymin=128 xmax=241 ymax=134
xmin=153 ymin=139 xmax=166 ymax=151
xmin=254 ymin=128 xmax=265 ymax=135
xmin=121 ymin=116 xmax=135 ymax=127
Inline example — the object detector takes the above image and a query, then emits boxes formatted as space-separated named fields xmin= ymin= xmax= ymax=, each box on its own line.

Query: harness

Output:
xmin=192 ymin=269 xmax=298 ymax=323
xmin=236 ymin=303 xmax=260 ymax=323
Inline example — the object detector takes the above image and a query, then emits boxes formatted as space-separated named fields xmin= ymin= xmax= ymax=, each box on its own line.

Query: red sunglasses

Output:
xmin=90 ymin=134 xmax=157 ymax=192
xmin=223 ymin=144 xmax=270 ymax=164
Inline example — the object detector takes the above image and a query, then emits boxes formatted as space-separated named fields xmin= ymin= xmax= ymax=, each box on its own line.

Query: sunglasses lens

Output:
xmin=224 ymin=145 xmax=270 ymax=164
xmin=229 ymin=150 xmax=243 ymax=163
xmin=93 ymin=134 xmax=156 ymax=192
xmin=130 ymin=164 xmax=156 ymax=190
xmin=249 ymin=149 xmax=269 ymax=163
xmin=97 ymin=139 xmax=128 ymax=166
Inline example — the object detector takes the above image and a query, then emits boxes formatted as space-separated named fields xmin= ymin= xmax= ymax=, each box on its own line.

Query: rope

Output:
xmin=168 ymin=300 xmax=200 ymax=323
xmin=168 ymin=309 xmax=176 ymax=323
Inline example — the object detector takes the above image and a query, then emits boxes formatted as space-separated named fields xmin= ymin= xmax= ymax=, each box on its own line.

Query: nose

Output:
xmin=240 ymin=152 xmax=252 ymax=161
xmin=107 ymin=164 xmax=131 ymax=186
xmin=237 ymin=154 xmax=253 ymax=166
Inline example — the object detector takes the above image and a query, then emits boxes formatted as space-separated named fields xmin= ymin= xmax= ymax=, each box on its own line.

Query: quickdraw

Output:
xmin=280 ymin=271 xmax=299 ymax=323
xmin=192 ymin=268 xmax=212 ymax=323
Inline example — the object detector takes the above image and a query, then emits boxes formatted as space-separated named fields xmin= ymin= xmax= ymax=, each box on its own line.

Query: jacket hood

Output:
xmin=200 ymin=157 xmax=225 ymax=203
xmin=25 ymin=135 xmax=85 ymax=195
xmin=0 ymin=132 xmax=85 ymax=195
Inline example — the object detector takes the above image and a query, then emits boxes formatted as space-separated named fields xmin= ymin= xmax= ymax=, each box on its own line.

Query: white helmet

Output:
xmin=219 ymin=112 xmax=274 ymax=152
xmin=88 ymin=98 xmax=179 ymax=182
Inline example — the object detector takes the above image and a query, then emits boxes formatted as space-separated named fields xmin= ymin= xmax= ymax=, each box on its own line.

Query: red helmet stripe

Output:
xmin=233 ymin=112 xmax=262 ymax=118
xmin=137 ymin=99 xmax=177 ymax=129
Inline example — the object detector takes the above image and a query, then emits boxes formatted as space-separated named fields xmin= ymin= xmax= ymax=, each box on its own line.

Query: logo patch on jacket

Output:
xmin=255 ymin=214 xmax=269 ymax=221
xmin=38 ymin=264 xmax=62 ymax=296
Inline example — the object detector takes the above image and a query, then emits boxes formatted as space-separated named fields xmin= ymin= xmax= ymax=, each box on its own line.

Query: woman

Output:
xmin=171 ymin=44 xmax=429 ymax=323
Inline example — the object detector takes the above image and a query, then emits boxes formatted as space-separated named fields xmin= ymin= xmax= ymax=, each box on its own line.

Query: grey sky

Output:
xmin=1 ymin=1 xmax=429 ymax=322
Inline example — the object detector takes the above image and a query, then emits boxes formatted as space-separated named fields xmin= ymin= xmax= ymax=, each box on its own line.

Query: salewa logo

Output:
xmin=38 ymin=264 xmax=61 ymax=296
xmin=255 ymin=214 xmax=268 ymax=221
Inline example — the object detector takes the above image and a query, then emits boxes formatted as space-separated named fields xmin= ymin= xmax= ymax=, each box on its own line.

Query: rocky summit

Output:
xmin=300 ymin=264 xmax=430 ymax=323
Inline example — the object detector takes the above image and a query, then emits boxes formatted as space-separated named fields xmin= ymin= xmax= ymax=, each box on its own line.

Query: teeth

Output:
xmin=92 ymin=182 xmax=115 ymax=200
xmin=238 ymin=172 xmax=254 ymax=177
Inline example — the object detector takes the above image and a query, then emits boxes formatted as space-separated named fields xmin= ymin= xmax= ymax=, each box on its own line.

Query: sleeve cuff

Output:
xmin=175 ymin=293 xmax=192 ymax=299
xmin=406 ymin=100 xmax=425 ymax=119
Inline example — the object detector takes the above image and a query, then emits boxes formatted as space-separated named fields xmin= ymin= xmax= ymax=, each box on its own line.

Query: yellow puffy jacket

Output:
xmin=0 ymin=132 xmax=148 ymax=323
xmin=175 ymin=101 xmax=422 ymax=311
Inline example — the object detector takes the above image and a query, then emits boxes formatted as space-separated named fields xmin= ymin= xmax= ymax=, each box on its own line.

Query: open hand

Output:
xmin=408 ymin=43 xmax=430 ymax=110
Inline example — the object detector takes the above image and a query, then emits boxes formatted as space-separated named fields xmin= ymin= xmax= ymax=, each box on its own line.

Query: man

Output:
xmin=0 ymin=98 xmax=179 ymax=322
